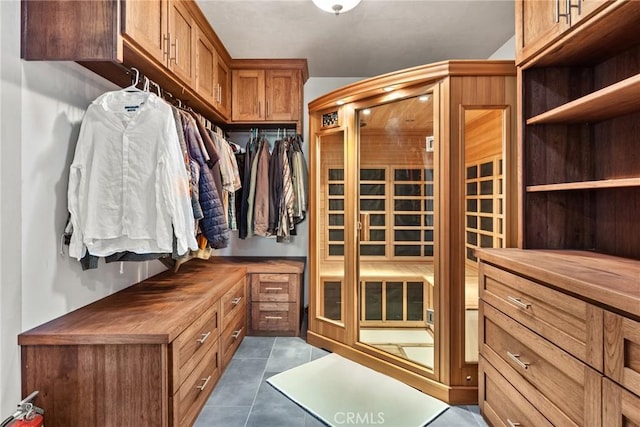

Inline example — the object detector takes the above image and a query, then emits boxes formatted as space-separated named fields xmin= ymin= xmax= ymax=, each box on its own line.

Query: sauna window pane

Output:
xmin=424 ymin=245 xmax=434 ymax=256
xmin=360 ymin=199 xmax=385 ymax=211
xmin=480 ymin=235 xmax=493 ymax=248
xmin=480 ymin=162 xmax=493 ymax=177
xmin=329 ymin=214 xmax=344 ymax=226
xmin=329 ymin=184 xmax=344 ymax=195
xmin=394 ymin=245 xmax=421 ymax=256
xmin=424 ymin=184 xmax=434 ymax=196
xmin=424 ymin=215 xmax=434 ymax=226
xmin=329 ymin=230 xmax=344 ymax=242
xmin=329 ymin=245 xmax=344 ymax=256
xmin=395 ymin=230 xmax=421 ymax=241
xmin=480 ymin=180 xmax=493 ymax=195
xmin=467 ymin=165 xmax=478 ymax=179
xmin=480 ymin=199 xmax=493 ymax=213
xmin=480 ymin=217 xmax=493 ymax=232
xmin=360 ymin=184 xmax=385 ymax=196
xmin=424 ymin=169 xmax=434 ymax=181
xmin=370 ymin=214 xmax=385 ymax=226
xmin=361 ymin=169 xmax=385 ymax=181
xmin=407 ymin=282 xmax=424 ymax=321
xmin=364 ymin=282 xmax=382 ymax=321
xmin=395 ymin=199 xmax=421 ymax=211
xmin=467 ymin=247 xmax=477 ymax=262
xmin=386 ymin=282 xmax=403 ymax=320
xmin=360 ymin=245 xmax=386 ymax=256
xmin=395 ymin=215 xmax=421 ymax=226
xmin=395 ymin=184 xmax=421 ymax=197
xmin=324 ymin=281 xmax=342 ymax=321
xmin=467 ymin=215 xmax=477 ymax=229
xmin=467 ymin=199 xmax=477 ymax=212
xmin=467 ymin=231 xmax=478 ymax=246
xmin=328 ymin=169 xmax=344 ymax=180
xmin=370 ymin=230 xmax=385 ymax=241
xmin=329 ymin=199 xmax=344 ymax=211
xmin=467 ymin=182 xmax=478 ymax=196
xmin=499 ymin=159 xmax=503 ymax=175
xmin=498 ymin=179 xmax=503 ymax=195
xmin=395 ymin=169 xmax=421 ymax=181
xmin=424 ymin=199 xmax=434 ymax=211
xmin=424 ymin=230 xmax=434 ymax=241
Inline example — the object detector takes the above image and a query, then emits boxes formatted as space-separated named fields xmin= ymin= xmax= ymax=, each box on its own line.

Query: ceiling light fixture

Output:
xmin=312 ymin=0 xmax=361 ymax=15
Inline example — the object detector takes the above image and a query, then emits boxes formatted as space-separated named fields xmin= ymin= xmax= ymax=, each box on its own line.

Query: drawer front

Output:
xmin=170 ymin=302 xmax=219 ymax=393
xmin=481 ymin=302 xmax=602 ymax=427
xmin=479 ymin=356 xmax=553 ymax=427
xmin=251 ymin=273 xmax=298 ymax=302
xmin=605 ymin=312 xmax=640 ymax=397
xmin=170 ymin=342 xmax=220 ymax=427
xmin=479 ymin=262 xmax=603 ymax=370
xmin=221 ymin=277 xmax=246 ymax=331
xmin=221 ymin=308 xmax=246 ymax=369
xmin=251 ymin=302 xmax=297 ymax=332
xmin=603 ymin=378 xmax=640 ymax=427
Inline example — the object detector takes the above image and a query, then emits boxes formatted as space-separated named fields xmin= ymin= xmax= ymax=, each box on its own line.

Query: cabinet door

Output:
xmin=603 ymin=378 xmax=640 ymax=427
xmin=215 ymin=58 xmax=231 ymax=119
xmin=168 ymin=0 xmax=195 ymax=86
xmin=516 ymin=0 xmax=568 ymax=64
xmin=265 ymin=69 xmax=300 ymax=122
xmin=570 ymin=0 xmax=611 ymax=26
xmin=194 ymin=26 xmax=217 ymax=105
xmin=232 ymin=69 xmax=266 ymax=121
xmin=122 ymin=0 xmax=168 ymax=64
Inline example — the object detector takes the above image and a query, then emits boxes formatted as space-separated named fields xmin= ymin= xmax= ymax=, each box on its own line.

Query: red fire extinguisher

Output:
xmin=0 ymin=391 xmax=44 ymax=427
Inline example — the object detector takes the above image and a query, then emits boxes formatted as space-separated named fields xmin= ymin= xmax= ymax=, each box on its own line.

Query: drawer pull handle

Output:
xmin=265 ymin=287 xmax=283 ymax=291
xmin=196 ymin=375 xmax=212 ymax=391
xmin=265 ymin=316 xmax=283 ymax=320
xmin=196 ymin=331 xmax=211 ymax=344
xmin=232 ymin=329 xmax=242 ymax=339
xmin=231 ymin=297 xmax=242 ymax=305
xmin=507 ymin=351 xmax=530 ymax=370
xmin=507 ymin=296 xmax=531 ymax=309
xmin=507 ymin=420 xmax=521 ymax=427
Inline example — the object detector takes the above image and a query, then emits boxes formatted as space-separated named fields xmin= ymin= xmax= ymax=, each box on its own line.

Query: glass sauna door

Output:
xmin=356 ymin=93 xmax=438 ymax=373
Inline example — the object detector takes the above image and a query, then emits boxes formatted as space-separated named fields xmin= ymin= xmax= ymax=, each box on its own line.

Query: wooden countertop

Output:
xmin=208 ymin=256 xmax=306 ymax=274
xmin=18 ymin=260 xmax=247 ymax=346
xmin=475 ymin=248 xmax=640 ymax=319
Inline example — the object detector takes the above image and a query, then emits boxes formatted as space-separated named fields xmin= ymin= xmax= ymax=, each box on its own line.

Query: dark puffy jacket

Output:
xmin=181 ymin=112 xmax=229 ymax=249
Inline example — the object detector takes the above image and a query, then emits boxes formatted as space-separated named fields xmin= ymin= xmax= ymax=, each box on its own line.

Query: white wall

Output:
xmin=489 ymin=35 xmax=516 ymax=59
xmin=0 ymin=0 xmax=166 ymax=416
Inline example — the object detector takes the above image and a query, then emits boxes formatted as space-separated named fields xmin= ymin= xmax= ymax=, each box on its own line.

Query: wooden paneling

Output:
xmin=605 ymin=312 xmax=640 ymax=398
xmin=464 ymin=110 xmax=502 ymax=164
xmin=231 ymin=69 xmax=265 ymax=121
xmin=603 ymin=378 xmax=640 ymax=427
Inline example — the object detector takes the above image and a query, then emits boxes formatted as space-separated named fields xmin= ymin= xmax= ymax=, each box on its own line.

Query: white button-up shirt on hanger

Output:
xmin=67 ymin=90 xmax=198 ymax=260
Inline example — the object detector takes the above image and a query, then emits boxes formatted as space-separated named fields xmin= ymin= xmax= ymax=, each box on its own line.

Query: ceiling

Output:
xmin=197 ymin=0 xmax=516 ymax=78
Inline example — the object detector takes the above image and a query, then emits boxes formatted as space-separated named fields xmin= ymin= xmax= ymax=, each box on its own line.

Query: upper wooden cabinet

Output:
xmin=231 ymin=61 xmax=307 ymax=129
xmin=167 ymin=0 xmax=196 ymax=87
xmin=516 ymin=0 xmax=612 ymax=65
xmin=215 ymin=57 xmax=231 ymax=119
xmin=122 ymin=0 xmax=168 ymax=64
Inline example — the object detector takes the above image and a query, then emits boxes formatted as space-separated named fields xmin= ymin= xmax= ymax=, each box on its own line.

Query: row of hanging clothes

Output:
xmin=236 ymin=129 xmax=308 ymax=242
xmin=65 ymin=68 xmax=241 ymax=271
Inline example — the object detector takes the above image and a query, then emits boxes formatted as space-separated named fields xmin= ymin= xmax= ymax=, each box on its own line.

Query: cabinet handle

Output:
xmin=568 ymin=0 xmax=581 ymax=17
xmin=232 ymin=329 xmax=242 ymax=339
xmin=232 ymin=297 xmax=242 ymax=305
xmin=258 ymin=101 xmax=261 ymax=116
xmin=507 ymin=296 xmax=531 ymax=310
xmin=507 ymin=420 xmax=521 ymax=427
xmin=195 ymin=375 xmax=212 ymax=391
xmin=265 ymin=316 xmax=283 ymax=320
xmin=196 ymin=331 xmax=211 ymax=344
xmin=507 ymin=351 xmax=530 ymax=370
xmin=216 ymin=83 xmax=222 ymax=104
xmin=163 ymin=34 xmax=170 ymax=60
xmin=555 ymin=0 xmax=570 ymax=23
xmin=170 ymin=37 xmax=179 ymax=64
xmin=266 ymin=100 xmax=270 ymax=118
xmin=265 ymin=287 xmax=283 ymax=291
xmin=359 ymin=213 xmax=370 ymax=242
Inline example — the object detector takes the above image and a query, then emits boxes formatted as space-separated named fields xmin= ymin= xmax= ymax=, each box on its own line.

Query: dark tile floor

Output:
xmin=195 ymin=336 xmax=487 ymax=427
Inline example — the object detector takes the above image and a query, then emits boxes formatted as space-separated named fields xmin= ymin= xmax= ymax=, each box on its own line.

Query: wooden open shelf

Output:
xmin=526 ymin=74 xmax=640 ymax=125
xmin=526 ymin=178 xmax=640 ymax=192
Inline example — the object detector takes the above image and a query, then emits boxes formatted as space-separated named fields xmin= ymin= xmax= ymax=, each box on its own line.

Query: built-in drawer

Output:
xmin=481 ymin=302 xmax=602 ymax=427
xmin=221 ymin=308 xmax=246 ymax=369
xmin=479 ymin=262 xmax=604 ymax=370
xmin=603 ymin=377 xmax=640 ymax=427
xmin=251 ymin=273 xmax=298 ymax=302
xmin=479 ymin=355 xmax=552 ymax=427
xmin=170 ymin=302 xmax=219 ymax=393
xmin=604 ymin=311 xmax=640 ymax=397
xmin=220 ymin=277 xmax=246 ymax=331
xmin=251 ymin=302 xmax=297 ymax=332
xmin=170 ymin=341 xmax=220 ymax=427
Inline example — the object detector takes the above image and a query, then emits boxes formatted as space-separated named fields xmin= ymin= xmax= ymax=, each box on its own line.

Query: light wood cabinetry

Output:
xmin=18 ymin=261 xmax=247 ymax=427
xmin=231 ymin=61 xmax=307 ymax=130
xmin=250 ymin=273 xmax=301 ymax=335
xmin=122 ymin=0 xmax=168 ymax=64
xmin=215 ymin=58 xmax=231 ymax=118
